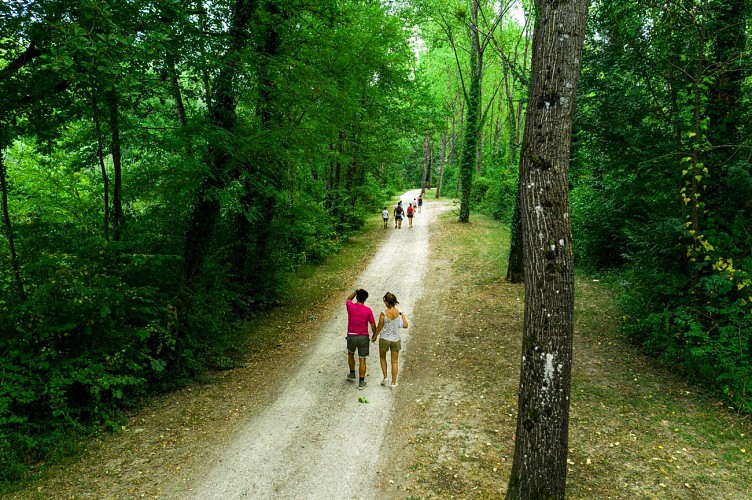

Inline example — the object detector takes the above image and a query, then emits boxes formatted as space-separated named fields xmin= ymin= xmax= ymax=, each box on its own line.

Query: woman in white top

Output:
xmin=371 ymin=292 xmax=408 ymax=389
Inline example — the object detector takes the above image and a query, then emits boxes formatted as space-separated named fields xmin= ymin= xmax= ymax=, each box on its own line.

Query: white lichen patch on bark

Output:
xmin=542 ymin=353 xmax=555 ymax=392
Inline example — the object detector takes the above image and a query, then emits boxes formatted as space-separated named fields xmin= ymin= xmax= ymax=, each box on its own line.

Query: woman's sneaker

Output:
xmin=390 ymin=384 xmax=398 ymax=391
xmin=347 ymin=373 xmax=357 ymax=381
xmin=381 ymin=378 xmax=389 ymax=386
xmin=358 ymin=380 xmax=367 ymax=390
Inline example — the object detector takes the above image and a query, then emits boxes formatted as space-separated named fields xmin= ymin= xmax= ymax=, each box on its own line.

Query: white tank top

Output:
xmin=380 ymin=310 xmax=401 ymax=342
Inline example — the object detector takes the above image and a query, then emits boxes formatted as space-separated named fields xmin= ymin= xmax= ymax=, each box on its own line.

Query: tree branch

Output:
xmin=0 ymin=43 xmax=43 ymax=82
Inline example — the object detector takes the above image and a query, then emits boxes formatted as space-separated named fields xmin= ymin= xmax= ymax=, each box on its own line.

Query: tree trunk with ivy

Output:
xmin=458 ymin=0 xmax=481 ymax=223
xmin=506 ymin=0 xmax=588 ymax=497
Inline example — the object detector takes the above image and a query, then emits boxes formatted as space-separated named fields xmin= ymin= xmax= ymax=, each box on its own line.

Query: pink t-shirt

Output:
xmin=346 ymin=300 xmax=375 ymax=335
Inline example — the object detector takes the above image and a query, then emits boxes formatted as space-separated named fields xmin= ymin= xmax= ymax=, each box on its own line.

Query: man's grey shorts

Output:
xmin=346 ymin=335 xmax=370 ymax=357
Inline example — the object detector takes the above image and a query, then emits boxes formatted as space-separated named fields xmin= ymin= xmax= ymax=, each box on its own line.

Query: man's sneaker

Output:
xmin=390 ymin=384 xmax=398 ymax=391
xmin=358 ymin=380 xmax=367 ymax=390
xmin=381 ymin=378 xmax=389 ymax=386
xmin=347 ymin=373 xmax=356 ymax=381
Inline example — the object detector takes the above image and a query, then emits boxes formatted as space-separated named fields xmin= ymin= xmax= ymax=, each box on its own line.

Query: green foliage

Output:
xmin=0 ymin=0 xmax=430 ymax=481
xmin=473 ymin=167 xmax=518 ymax=222
xmin=0 ymin=242 xmax=185 ymax=481
xmin=621 ymin=261 xmax=752 ymax=412
xmin=577 ymin=0 xmax=752 ymax=413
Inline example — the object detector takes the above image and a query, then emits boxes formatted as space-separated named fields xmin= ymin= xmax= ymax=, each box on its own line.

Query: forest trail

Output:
xmin=177 ymin=189 xmax=445 ymax=499
xmin=11 ymin=190 xmax=750 ymax=499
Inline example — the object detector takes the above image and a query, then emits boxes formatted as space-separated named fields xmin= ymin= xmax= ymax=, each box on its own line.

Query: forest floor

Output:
xmin=7 ymin=192 xmax=752 ymax=499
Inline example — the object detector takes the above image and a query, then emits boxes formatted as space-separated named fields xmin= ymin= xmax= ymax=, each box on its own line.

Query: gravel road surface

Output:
xmin=180 ymin=189 xmax=442 ymax=499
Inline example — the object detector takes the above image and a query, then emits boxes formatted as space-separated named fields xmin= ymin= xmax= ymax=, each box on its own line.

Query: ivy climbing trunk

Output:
xmin=231 ymin=0 xmax=283 ymax=287
xmin=458 ymin=0 xmax=481 ymax=223
xmin=436 ymin=132 xmax=446 ymax=199
xmin=506 ymin=0 xmax=588 ymax=498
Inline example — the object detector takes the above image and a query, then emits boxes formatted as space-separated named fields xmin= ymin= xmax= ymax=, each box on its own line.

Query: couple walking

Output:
xmin=345 ymin=289 xmax=408 ymax=390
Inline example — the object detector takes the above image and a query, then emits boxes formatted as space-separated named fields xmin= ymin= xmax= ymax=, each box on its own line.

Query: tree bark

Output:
xmin=506 ymin=0 xmax=588 ymax=498
xmin=167 ymin=55 xmax=188 ymax=128
xmin=506 ymin=173 xmax=523 ymax=283
xmin=428 ymin=139 xmax=434 ymax=190
xmin=499 ymin=13 xmax=529 ymax=283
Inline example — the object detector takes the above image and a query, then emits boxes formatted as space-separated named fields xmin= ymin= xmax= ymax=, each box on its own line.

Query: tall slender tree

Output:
xmin=506 ymin=0 xmax=588 ymax=497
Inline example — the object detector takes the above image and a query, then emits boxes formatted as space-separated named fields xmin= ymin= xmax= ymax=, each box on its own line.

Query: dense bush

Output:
xmin=0 ymin=244 xmax=184 ymax=481
xmin=620 ymin=259 xmax=752 ymax=412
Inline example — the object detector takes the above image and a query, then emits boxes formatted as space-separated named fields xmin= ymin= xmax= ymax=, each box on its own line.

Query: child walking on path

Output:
xmin=371 ymin=292 xmax=408 ymax=389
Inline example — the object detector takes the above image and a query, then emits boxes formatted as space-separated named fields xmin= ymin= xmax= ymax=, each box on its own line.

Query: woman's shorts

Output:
xmin=379 ymin=338 xmax=401 ymax=353
xmin=347 ymin=335 xmax=370 ymax=357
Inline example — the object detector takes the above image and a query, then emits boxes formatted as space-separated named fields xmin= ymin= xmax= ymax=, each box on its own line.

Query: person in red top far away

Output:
xmin=345 ymin=289 xmax=377 ymax=389
xmin=406 ymin=203 xmax=414 ymax=228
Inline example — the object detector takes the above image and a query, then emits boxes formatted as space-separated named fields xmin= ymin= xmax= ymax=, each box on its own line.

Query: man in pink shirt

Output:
xmin=346 ymin=289 xmax=377 ymax=390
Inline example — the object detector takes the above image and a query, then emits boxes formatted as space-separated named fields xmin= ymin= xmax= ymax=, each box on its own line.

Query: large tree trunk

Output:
xmin=454 ymin=94 xmax=464 ymax=198
xmin=506 ymin=0 xmax=588 ymax=498
xmin=167 ymin=55 xmax=188 ymax=128
xmin=501 ymin=14 xmax=529 ymax=283
xmin=428 ymin=139 xmax=434 ymax=190
xmin=230 ymin=0 xmax=285 ymax=287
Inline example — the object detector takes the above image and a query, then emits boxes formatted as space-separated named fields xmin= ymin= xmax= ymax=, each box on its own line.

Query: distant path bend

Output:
xmin=181 ymin=189 xmax=450 ymax=499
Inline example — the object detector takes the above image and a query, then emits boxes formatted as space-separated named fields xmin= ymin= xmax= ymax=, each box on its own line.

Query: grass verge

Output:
xmin=380 ymin=208 xmax=752 ymax=499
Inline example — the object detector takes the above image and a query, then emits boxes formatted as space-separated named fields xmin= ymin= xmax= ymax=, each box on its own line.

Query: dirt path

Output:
xmin=173 ymin=189 xmax=446 ymax=498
